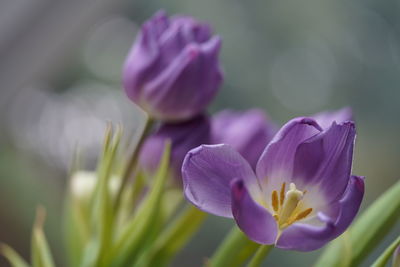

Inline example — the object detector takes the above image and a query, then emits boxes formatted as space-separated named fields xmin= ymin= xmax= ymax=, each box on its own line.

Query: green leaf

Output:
xmin=371 ymin=235 xmax=400 ymax=267
xmin=316 ymin=180 xmax=400 ymax=267
xmin=63 ymin=171 xmax=95 ymax=266
xmin=1 ymin=243 xmax=30 ymax=267
xmin=63 ymin=195 xmax=90 ymax=267
xmin=107 ymin=141 xmax=171 ymax=267
xmin=143 ymin=204 xmax=207 ymax=267
xmin=210 ymin=226 xmax=260 ymax=267
xmin=31 ymin=207 xmax=55 ymax=267
xmin=94 ymin=126 xmax=122 ymax=265
xmin=114 ymin=171 xmax=146 ymax=231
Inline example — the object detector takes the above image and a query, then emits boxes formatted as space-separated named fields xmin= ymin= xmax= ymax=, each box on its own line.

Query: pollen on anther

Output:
xmin=295 ymin=208 xmax=313 ymax=221
xmin=280 ymin=182 xmax=286 ymax=205
xmin=272 ymin=190 xmax=279 ymax=212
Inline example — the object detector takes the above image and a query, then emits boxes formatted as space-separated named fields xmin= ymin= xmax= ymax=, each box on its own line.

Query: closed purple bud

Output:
xmin=123 ymin=11 xmax=223 ymax=121
xmin=139 ymin=114 xmax=210 ymax=181
xmin=211 ymin=109 xmax=276 ymax=169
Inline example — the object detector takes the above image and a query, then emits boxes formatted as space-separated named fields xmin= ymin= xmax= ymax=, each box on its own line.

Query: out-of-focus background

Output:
xmin=0 ymin=0 xmax=399 ymax=266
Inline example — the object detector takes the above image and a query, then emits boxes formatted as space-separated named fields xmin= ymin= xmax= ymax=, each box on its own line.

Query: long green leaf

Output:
xmin=1 ymin=244 xmax=30 ymax=267
xmin=63 ymin=195 xmax=90 ymax=267
xmin=95 ymin=126 xmax=122 ymax=265
xmin=108 ymin=141 xmax=171 ymax=267
xmin=371 ymin=236 xmax=400 ymax=267
xmin=78 ymin=125 xmax=122 ymax=267
xmin=315 ymin=180 xmax=400 ymax=267
xmin=143 ymin=204 xmax=207 ymax=267
xmin=31 ymin=207 xmax=55 ymax=267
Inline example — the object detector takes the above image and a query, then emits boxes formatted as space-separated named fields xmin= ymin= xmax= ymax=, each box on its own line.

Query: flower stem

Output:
xmin=114 ymin=116 xmax=153 ymax=211
xmin=246 ymin=245 xmax=273 ymax=267
xmin=210 ymin=227 xmax=259 ymax=267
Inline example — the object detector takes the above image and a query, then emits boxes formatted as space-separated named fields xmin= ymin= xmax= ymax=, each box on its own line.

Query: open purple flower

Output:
xmin=123 ymin=11 xmax=223 ymax=122
xmin=182 ymin=117 xmax=364 ymax=251
xmin=211 ymin=109 xmax=276 ymax=169
xmin=139 ymin=115 xmax=210 ymax=182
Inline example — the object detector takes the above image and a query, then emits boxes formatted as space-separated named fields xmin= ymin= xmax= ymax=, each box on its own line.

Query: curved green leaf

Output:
xmin=371 ymin=236 xmax=400 ymax=267
xmin=1 ymin=244 xmax=30 ymax=267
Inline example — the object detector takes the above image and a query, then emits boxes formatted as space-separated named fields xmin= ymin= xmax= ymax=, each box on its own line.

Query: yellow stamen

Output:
xmin=278 ymin=183 xmax=303 ymax=226
xmin=295 ymin=208 xmax=313 ymax=221
xmin=271 ymin=190 xmax=279 ymax=212
xmin=280 ymin=182 xmax=286 ymax=206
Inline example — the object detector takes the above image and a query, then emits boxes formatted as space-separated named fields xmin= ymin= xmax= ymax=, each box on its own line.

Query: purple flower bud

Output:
xmin=139 ymin=115 xmax=210 ymax=182
xmin=211 ymin=109 xmax=276 ymax=169
xmin=123 ymin=11 xmax=223 ymax=122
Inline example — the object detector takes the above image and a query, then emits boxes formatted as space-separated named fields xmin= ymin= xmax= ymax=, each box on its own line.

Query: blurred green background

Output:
xmin=0 ymin=0 xmax=399 ymax=266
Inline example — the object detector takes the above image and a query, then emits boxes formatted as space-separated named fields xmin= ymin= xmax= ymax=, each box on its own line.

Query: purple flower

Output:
xmin=139 ymin=115 xmax=210 ymax=181
xmin=182 ymin=117 xmax=364 ymax=251
xmin=211 ymin=109 xmax=276 ymax=169
xmin=123 ymin=11 xmax=223 ymax=122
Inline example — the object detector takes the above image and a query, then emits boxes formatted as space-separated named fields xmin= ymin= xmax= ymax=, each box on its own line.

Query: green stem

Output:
xmin=210 ymin=227 xmax=260 ymax=267
xmin=113 ymin=116 xmax=153 ymax=211
xmin=371 ymin=235 xmax=400 ymax=267
xmin=246 ymin=245 xmax=273 ymax=267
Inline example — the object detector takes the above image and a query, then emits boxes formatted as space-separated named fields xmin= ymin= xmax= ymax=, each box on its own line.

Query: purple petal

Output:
xmin=123 ymin=23 xmax=160 ymax=101
xmin=182 ymin=144 xmax=259 ymax=218
xmin=256 ymin=117 xmax=322 ymax=190
xmin=293 ymin=121 xmax=356 ymax=202
xmin=143 ymin=37 xmax=222 ymax=121
xmin=211 ymin=109 xmax=276 ymax=169
xmin=170 ymin=15 xmax=212 ymax=43
xmin=276 ymin=175 xmax=364 ymax=251
xmin=312 ymin=107 xmax=353 ymax=129
xmin=231 ymin=179 xmax=278 ymax=244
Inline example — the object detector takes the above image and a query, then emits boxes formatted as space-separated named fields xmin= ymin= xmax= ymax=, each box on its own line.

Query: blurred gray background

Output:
xmin=0 ymin=0 xmax=399 ymax=266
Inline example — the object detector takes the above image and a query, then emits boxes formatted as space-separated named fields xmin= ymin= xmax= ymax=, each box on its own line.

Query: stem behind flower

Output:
xmin=246 ymin=245 xmax=273 ymax=267
xmin=209 ymin=227 xmax=260 ymax=267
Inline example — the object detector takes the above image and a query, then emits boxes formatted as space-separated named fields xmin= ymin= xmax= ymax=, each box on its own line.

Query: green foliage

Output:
xmin=371 ymin=236 xmax=400 ymax=267
xmin=316 ymin=180 xmax=400 ymax=267
xmin=141 ymin=204 xmax=207 ymax=267
xmin=31 ymin=207 xmax=55 ymax=267
xmin=1 ymin=244 xmax=30 ymax=267
xmin=210 ymin=227 xmax=260 ymax=267
xmin=108 ymin=140 xmax=171 ymax=266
